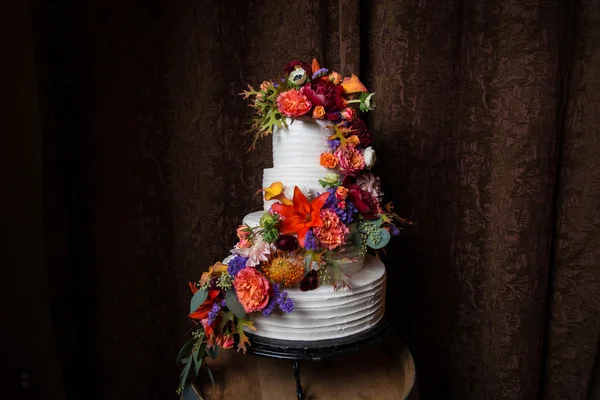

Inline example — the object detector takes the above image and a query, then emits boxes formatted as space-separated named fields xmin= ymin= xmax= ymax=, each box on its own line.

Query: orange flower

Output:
xmin=189 ymin=289 xmax=220 ymax=320
xmin=311 ymin=58 xmax=321 ymax=74
xmin=312 ymin=105 xmax=325 ymax=119
xmin=271 ymin=187 xmax=329 ymax=247
xmin=335 ymin=186 xmax=348 ymax=200
xmin=329 ymin=71 xmax=342 ymax=85
xmin=276 ymin=89 xmax=312 ymax=118
xmin=257 ymin=181 xmax=292 ymax=205
xmin=320 ymin=152 xmax=338 ymax=169
xmin=341 ymin=74 xmax=368 ymax=93
xmin=347 ymin=135 xmax=360 ymax=146
xmin=200 ymin=262 xmax=228 ymax=286
xmin=236 ymin=225 xmax=252 ymax=248
xmin=233 ymin=267 xmax=270 ymax=312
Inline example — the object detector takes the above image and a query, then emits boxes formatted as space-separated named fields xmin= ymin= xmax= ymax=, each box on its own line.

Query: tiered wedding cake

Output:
xmin=241 ymin=119 xmax=386 ymax=340
xmin=177 ymin=58 xmax=407 ymax=392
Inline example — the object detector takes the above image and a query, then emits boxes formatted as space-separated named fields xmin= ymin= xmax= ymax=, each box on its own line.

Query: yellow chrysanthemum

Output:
xmin=262 ymin=252 xmax=306 ymax=288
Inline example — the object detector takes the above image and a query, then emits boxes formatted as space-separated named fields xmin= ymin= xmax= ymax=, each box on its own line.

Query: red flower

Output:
xmin=284 ymin=60 xmax=312 ymax=75
xmin=345 ymin=118 xmax=372 ymax=148
xmin=347 ymin=185 xmax=380 ymax=219
xmin=301 ymin=80 xmax=345 ymax=112
xmin=189 ymin=289 xmax=221 ymax=320
xmin=271 ymin=187 xmax=329 ymax=247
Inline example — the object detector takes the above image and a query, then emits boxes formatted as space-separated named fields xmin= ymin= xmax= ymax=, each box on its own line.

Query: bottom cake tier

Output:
xmin=247 ymin=255 xmax=386 ymax=341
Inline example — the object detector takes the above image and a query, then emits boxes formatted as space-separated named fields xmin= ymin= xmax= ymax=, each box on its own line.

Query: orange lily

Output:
xmin=341 ymin=74 xmax=368 ymax=93
xmin=271 ymin=187 xmax=329 ymax=247
xmin=257 ymin=181 xmax=292 ymax=205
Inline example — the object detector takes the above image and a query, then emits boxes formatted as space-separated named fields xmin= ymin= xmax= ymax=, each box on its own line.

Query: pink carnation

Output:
xmin=334 ymin=147 xmax=366 ymax=175
xmin=313 ymin=208 xmax=349 ymax=250
xmin=276 ymin=89 xmax=312 ymax=118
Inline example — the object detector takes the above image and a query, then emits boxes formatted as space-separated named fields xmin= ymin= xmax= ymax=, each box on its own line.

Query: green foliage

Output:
xmin=351 ymin=217 xmax=390 ymax=254
xmin=190 ymin=288 xmax=208 ymax=314
xmin=216 ymin=273 xmax=233 ymax=290
xmin=259 ymin=212 xmax=281 ymax=243
xmin=225 ymin=289 xmax=246 ymax=319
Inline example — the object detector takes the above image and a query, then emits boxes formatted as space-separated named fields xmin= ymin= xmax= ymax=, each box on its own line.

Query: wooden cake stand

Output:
xmin=182 ymin=313 xmax=417 ymax=400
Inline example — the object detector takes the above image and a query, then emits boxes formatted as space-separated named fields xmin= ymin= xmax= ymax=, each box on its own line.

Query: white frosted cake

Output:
xmin=243 ymin=119 xmax=386 ymax=341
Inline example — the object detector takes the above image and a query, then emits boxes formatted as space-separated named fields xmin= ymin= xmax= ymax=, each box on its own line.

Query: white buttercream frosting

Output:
xmin=248 ymin=255 xmax=386 ymax=341
xmin=262 ymin=118 xmax=340 ymax=211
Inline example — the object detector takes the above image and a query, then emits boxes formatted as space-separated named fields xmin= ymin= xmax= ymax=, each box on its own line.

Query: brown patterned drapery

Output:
xmin=36 ymin=0 xmax=600 ymax=399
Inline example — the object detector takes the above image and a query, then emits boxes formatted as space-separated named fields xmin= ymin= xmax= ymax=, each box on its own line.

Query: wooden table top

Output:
xmin=185 ymin=340 xmax=417 ymax=400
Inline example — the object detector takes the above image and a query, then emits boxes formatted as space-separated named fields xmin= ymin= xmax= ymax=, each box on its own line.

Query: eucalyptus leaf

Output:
xmin=367 ymin=228 xmax=391 ymax=249
xmin=206 ymin=345 xmax=220 ymax=360
xmin=207 ymin=366 xmax=216 ymax=387
xmin=193 ymin=356 xmax=203 ymax=376
xmin=176 ymin=339 xmax=195 ymax=363
xmin=190 ymin=288 xmax=208 ymax=314
xmin=351 ymin=231 xmax=363 ymax=248
xmin=180 ymin=356 xmax=192 ymax=380
xmin=371 ymin=217 xmax=384 ymax=227
xmin=225 ymin=289 xmax=246 ymax=319
xmin=357 ymin=220 xmax=372 ymax=233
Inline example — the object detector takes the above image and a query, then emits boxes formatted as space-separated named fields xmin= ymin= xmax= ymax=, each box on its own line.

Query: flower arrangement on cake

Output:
xmin=176 ymin=58 xmax=410 ymax=394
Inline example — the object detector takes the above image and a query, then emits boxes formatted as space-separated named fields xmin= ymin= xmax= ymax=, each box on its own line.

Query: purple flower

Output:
xmin=207 ymin=302 xmax=222 ymax=325
xmin=389 ymin=223 xmax=400 ymax=236
xmin=323 ymin=189 xmax=357 ymax=223
xmin=327 ymin=139 xmax=341 ymax=151
xmin=262 ymin=283 xmax=295 ymax=316
xmin=311 ymin=68 xmax=329 ymax=80
xmin=227 ymin=256 xmax=248 ymax=276
xmin=304 ymin=229 xmax=319 ymax=251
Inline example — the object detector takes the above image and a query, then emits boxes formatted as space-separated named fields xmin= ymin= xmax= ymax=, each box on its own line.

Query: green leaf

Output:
xmin=193 ymin=355 xmax=203 ymax=376
xmin=190 ymin=288 xmax=208 ymax=314
xmin=367 ymin=228 xmax=390 ymax=249
xmin=236 ymin=318 xmax=256 ymax=353
xmin=225 ymin=289 xmax=246 ymax=319
xmin=180 ymin=356 xmax=192 ymax=383
xmin=371 ymin=217 xmax=383 ymax=227
xmin=351 ymin=231 xmax=363 ymax=248
xmin=207 ymin=366 xmax=216 ymax=387
xmin=206 ymin=345 xmax=220 ymax=360
xmin=176 ymin=339 xmax=195 ymax=363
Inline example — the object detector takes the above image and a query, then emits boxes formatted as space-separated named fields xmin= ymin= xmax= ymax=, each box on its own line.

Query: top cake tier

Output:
xmin=272 ymin=118 xmax=332 ymax=168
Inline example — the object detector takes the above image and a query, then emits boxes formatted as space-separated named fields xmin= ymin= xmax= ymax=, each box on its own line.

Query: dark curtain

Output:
xmin=35 ymin=0 xmax=600 ymax=399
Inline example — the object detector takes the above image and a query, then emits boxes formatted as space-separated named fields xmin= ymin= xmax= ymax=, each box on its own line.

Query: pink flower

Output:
xmin=340 ymin=107 xmax=356 ymax=121
xmin=233 ymin=267 xmax=271 ymax=313
xmin=337 ymin=201 xmax=346 ymax=210
xmin=313 ymin=209 xmax=349 ymax=250
xmin=356 ymin=172 xmax=384 ymax=200
xmin=301 ymin=80 xmax=345 ymax=112
xmin=277 ymin=89 xmax=312 ymax=118
xmin=236 ymin=225 xmax=252 ymax=248
xmin=231 ymin=235 xmax=275 ymax=267
xmin=216 ymin=333 xmax=234 ymax=349
xmin=335 ymin=147 xmax=365 ymax=175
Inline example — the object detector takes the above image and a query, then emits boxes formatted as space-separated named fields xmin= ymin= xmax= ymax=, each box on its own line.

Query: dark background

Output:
xmin=4 ymin=0 xmax=600 ymax=399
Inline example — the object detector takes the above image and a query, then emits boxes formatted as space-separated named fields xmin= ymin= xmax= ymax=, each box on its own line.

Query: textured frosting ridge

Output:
xmin=262 ymin=119 xmax=340 ymax=211
xmin=248 ymin=255 xmax=386 ymax=341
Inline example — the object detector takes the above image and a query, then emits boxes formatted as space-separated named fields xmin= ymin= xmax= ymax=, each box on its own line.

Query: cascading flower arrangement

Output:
xmin=176 ymin=58 xmax=410 ymax=394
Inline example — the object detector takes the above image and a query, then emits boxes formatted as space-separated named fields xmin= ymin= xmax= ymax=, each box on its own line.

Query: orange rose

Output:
xmin=335 ymin=186 xmax=348 ymax=200
xmin=233 ymin=268 xmax=270 ymax=312
xmin=276 ymin=89 xmax=312 ymax=118
xmin=312 ymin=105 xmax=325 ymax=119
xmin=329 ymin=71 xmax=342 ymax=85
xmin=347 ymin=135 xmax=360 ymax=146
xmin=320 ymin=153 xmax=338 ymax=169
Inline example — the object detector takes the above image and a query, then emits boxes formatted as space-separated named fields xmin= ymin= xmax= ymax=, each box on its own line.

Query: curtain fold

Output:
xmin=36 ymin=0 xmax=600 ymax=399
